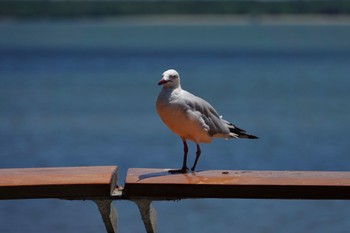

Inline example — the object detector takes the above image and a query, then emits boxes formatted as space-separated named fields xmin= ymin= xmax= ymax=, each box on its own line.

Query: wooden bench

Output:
xmin=123 ymin=168 xmax=350 ymax=233
xmin=2 ymin=166 xmax=350 ymax=233
xmin=0 ymin=166 xmax=118 ymax=200
xmin=124 ymin=168 xmax=350 ymax=200
xmin=0 ymin=166 xmax=120 ymax=233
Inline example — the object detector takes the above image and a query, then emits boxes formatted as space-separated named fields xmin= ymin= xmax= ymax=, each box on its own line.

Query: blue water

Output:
xmin=1 ymin=18 xmax=350 ymax=233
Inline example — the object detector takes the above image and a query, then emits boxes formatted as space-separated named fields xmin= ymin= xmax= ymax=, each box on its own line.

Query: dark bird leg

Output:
xmin=191 ymin=144 xmax=201 ymax=172
xmin=169 ymin=140 xmax=189 ymax=174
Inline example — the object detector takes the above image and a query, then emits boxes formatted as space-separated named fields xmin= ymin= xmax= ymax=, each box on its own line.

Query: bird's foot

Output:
xmin=168 ymin=167 xmax=189 ymax=174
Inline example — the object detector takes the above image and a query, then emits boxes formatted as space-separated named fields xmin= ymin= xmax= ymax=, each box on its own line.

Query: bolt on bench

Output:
xmin=1 ymin=166 xmax=350 ymax=233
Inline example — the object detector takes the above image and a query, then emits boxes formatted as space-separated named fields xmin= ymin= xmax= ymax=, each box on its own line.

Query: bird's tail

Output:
xmin=227 ymin=123 xmax=258 ymax=139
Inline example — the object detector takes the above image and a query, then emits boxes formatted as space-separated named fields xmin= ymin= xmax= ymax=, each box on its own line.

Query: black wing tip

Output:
xmin=248 ymin=135 xmax=258 ymax=139
xmin=227 ymin=122 xmax=258 ymax=139
xmin=239 ymin=134 xmax=258 ymax=139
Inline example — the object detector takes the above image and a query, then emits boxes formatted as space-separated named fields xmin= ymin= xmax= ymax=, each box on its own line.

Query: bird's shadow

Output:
xmin=137 ymin=170 xmax=173 ymax=182
xmin=136 ymin=169 xmax=207 ymax=182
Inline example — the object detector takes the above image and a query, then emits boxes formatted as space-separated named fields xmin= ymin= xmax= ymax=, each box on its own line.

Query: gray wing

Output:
xmin=180 ymin=90 xmax=230 ymax=136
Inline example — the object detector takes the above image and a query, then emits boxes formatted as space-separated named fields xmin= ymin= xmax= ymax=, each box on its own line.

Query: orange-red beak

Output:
xmin=158 ymin=79 xmax=169 ymax=85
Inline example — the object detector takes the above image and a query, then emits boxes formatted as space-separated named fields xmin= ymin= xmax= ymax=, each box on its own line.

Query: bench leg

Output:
xmin=133 ymin=200 xmax=157 ymax=233
xmin=94 ymin=200 xmax=118 ymax=233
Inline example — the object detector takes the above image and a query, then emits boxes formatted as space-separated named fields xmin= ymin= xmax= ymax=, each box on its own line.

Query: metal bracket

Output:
xmin=94 ymin=200 xmax=118 ymax=233
xmin=133 ymin=199 xmax=157 ymax=233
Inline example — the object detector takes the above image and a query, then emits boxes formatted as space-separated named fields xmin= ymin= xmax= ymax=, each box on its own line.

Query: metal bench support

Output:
xmin=95 ymin=200 xmax=118 ymax=233
xmin=133 ymin=199 xmax=157 ymax=233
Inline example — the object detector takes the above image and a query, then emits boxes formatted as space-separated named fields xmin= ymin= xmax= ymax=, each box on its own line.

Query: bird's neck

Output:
xmin=162 ymin=84 xmax=181 ymax=92
xmin=160 ymin=85 xmax=182 ymax=100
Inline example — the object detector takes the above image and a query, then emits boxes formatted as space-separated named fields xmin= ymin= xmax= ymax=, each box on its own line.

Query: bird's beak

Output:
xmin=158 ymin=79 xmax=168 ymax=85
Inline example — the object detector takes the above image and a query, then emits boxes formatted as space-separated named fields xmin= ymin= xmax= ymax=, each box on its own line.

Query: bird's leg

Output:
xmin=169 ymin=140 xmax=189 ymax=174
xmin=191 ymin=144 xmax=201 ymax=172
xmin=181 ymin=140 xmax=189 ymax=171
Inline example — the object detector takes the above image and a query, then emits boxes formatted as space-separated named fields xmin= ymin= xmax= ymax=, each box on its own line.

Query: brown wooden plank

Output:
xmin=124 ymin=168 xmax=350 ymax=200
xmin=0 ymin=166 xmax=118 ymax=200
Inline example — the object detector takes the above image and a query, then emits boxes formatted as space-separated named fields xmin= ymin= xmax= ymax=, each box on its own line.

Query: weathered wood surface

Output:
xmin=0 ymin=166 xmax=118 ymax=199
xmin=124 ymin=168 xmax=350 ymax=200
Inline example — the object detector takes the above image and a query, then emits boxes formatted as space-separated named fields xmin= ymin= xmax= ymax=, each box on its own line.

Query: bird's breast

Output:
xmin=156 ymin=98 xmax=212 ymax=143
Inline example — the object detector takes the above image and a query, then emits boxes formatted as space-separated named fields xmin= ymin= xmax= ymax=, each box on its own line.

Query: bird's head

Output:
xmin=158 ymin=69 xmax=180 ymax=88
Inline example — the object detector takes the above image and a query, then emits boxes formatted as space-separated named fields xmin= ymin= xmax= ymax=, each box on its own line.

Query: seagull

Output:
xmin=156 ymin=69 xmax=258 ymax=173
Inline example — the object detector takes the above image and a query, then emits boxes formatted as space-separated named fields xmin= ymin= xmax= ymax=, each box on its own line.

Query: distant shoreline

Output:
xmin=1 ymin=0 xmax=350 ymax=20
xmin=2 ymin=15 xmax=350 ymax=26
xmin=100 ymin=14 xmax=350 ymax=26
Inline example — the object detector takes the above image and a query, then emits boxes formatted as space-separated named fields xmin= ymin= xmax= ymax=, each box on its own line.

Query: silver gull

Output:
xmin=156 ymin=69 xmax=258 ymax=173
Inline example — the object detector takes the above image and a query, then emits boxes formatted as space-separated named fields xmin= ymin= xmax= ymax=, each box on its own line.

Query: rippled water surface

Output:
xmin=1 ymin=19 xmax=350 ymax=233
